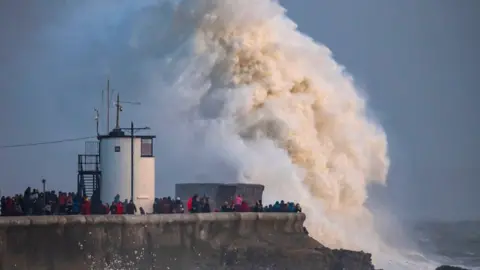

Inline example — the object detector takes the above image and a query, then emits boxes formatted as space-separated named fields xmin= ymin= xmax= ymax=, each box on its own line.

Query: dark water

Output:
xmin=413 ymin=221 xmax=480 ymax=269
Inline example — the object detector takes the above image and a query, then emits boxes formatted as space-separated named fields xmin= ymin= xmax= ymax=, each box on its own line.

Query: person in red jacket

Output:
xmin=187 ymin=197 xmax=193 ymax=213
xmin=240 ymin=201 xmax=250 ymax=212
xmin=58 ymin=192 xmax=67 ymax=214
xmin=81 ymin=198 xmax=91 ymax=215
xmin=116 ymin=201 xmax=123 ymax=214
xmin=104 ymin=203 xmax=110 ymax=214
xmin=5 ymin=197 xmax=13 ymax=216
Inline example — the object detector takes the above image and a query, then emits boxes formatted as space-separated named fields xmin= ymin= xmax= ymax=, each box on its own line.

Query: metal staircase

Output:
xmin=77 ymin=141 xmax=101 ymax=198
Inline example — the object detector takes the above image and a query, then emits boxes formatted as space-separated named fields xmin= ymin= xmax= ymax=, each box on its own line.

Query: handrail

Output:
xmin=77 ymin=154 xmax=101 ymax=172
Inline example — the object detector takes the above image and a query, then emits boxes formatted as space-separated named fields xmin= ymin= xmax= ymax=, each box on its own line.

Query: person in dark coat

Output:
xmin=191 ymin=194 xmax=199 ymax=213
xmin=126 ymin=200 xmax=137 ymax=215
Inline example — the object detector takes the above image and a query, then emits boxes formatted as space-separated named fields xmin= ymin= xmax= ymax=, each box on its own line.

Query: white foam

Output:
xmin=132 ymin=0 xmax=439 ymax=269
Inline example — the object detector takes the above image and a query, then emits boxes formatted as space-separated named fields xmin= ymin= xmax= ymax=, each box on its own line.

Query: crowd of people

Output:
xmin=1 ymin=187 xmax=301 ymax=216
xmin=0 ymin=187 xmax=142 ymax=216
xmin=185 ymin=194 xmax=302 ymax=213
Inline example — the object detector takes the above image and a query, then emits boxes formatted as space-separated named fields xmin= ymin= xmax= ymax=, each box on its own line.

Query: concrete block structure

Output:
xmin=175 ymin=183 xmax=264 ymax=210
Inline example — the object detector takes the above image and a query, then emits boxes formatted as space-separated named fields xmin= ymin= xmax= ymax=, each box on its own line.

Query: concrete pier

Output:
xmin=0 ymin=213 xmax=374 ymax=270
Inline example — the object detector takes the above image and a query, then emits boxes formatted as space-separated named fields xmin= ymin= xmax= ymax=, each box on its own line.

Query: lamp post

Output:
xmin=41 ymin=179 xmax=46 ymax=206
xmin=119 ymin=122 xmax=149 ymax=201
xmin=130 ymin=121 xmax=134 ymax=201
xmin=129 ymin=122 xmax=150 ymax=201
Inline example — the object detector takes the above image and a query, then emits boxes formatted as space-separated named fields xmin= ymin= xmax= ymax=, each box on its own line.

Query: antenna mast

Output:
xmin=109 ymin=91 xmax=140 ymax=131
xmin=106 ymin=78 xmax=110 ymax=133
xmin=94 ymin=108 xmax=99 ymax=136
xmin=115 ymin=93 xmax=122 ymax=130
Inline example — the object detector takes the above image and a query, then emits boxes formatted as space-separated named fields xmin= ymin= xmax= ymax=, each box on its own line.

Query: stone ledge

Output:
xmin=0 ymin=212 xmax=377 ymax=270
xmin=0 ymin=212 xmax=306 ymax=226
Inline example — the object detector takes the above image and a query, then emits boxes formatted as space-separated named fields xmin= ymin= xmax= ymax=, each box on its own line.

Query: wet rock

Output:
xmin=436 ymin=265 xmax=470 ymax=270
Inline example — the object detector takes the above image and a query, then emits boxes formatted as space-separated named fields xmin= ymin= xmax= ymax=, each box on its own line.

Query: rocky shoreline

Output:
xmin=436 ymin=266 xmax=470 ymax=270
xmin=213 ymin=233 xmax=376 ymax=270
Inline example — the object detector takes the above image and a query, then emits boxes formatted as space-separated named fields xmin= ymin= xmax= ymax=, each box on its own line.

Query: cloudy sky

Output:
xmin=0 ymin=0 xmax=478 ymax=221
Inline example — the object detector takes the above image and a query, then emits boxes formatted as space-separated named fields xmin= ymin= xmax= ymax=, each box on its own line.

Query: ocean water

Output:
xmin=413 ymin=221 xmax=480 ymax=269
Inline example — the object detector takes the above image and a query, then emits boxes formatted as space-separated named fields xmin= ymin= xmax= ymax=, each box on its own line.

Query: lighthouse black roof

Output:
xmin=97 ymin=128 xmax=156 ymax=140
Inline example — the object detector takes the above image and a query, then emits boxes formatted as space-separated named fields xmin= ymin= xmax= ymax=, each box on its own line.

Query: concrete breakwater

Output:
xmin=0 ymin=213 xmax=375 ymax=270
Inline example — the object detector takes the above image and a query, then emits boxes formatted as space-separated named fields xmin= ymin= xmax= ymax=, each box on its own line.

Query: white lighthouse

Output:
xmin=77 ymin=89 xmax=155 ymax=214
xmin=98 ymin=129 xmax=155 ymax=213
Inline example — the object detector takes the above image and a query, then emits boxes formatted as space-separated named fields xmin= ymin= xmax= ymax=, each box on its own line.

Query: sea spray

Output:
xmin=129 ymin=0 xmax=437 ymax=269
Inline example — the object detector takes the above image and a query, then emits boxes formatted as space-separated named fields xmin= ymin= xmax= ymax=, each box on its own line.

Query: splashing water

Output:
xmin=185 ymin=0 xmax=390 ymax=247
xmin=131 ymin=0 xmax=440 ymax=269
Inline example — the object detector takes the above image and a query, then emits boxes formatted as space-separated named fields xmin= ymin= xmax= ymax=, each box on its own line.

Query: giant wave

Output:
xmin=65 ymin=0 xmax=441 ymax=269
xmin=133 ymin=1 xmax=439 ymax=269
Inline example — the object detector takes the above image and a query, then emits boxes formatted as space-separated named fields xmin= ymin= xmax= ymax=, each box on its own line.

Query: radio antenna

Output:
xmin=113 ymin=93 xmax=141 ymax=130
xmin=94 ymin=108 xmax=99 ymax=136
xmin=106 ymin=78 xmax=110 ymax=133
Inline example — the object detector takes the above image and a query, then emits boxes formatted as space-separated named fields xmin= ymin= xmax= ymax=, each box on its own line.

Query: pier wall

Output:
xmin=0 ymin=213 xmax=313 ymax=270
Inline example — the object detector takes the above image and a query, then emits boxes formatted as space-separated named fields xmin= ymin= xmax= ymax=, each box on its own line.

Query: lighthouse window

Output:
xmin=141 ymin=138 xmax=153 ymax=157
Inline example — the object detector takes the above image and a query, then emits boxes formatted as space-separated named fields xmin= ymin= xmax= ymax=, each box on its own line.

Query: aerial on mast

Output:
xmin=94 ymin=108 xmax=99 ymax=136
xmin=106 ymin=78 xmax=110 ymax=133
xmin=114 ymin=93 xmax=123 ymax=130
xmin=99 ymin=79 xmax=141 ymax=134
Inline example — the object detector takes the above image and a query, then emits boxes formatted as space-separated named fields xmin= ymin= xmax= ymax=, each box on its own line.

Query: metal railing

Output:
xmin=84 ymin=141 xmax=99 ymax=155
xmin=78 ymin=154 xmax=100 ymax=172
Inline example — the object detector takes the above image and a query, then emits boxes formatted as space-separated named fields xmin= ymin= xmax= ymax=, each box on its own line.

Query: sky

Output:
xmin=0 ymin=0 xmax=478 ymax=221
